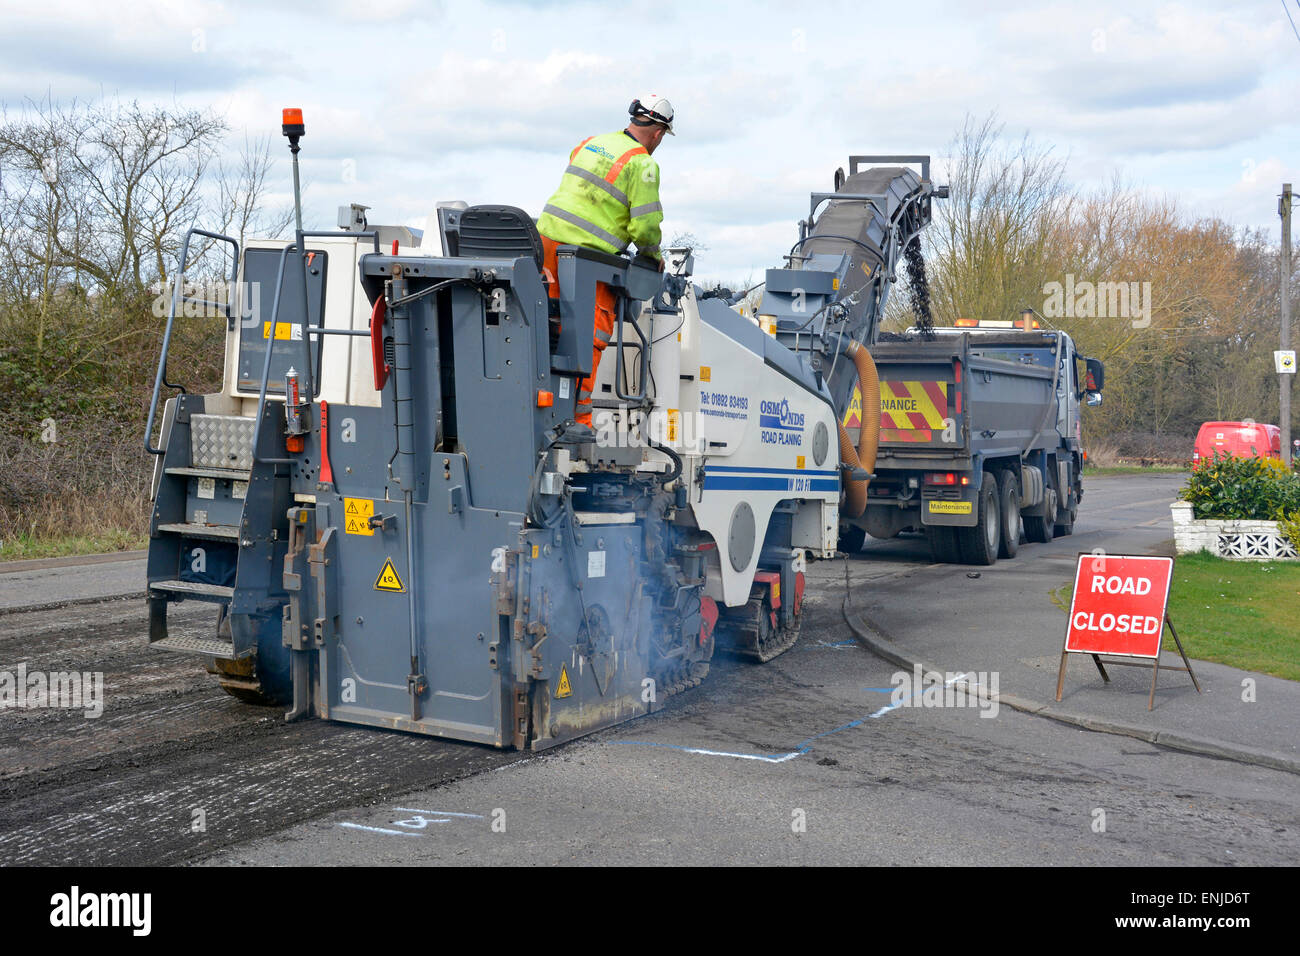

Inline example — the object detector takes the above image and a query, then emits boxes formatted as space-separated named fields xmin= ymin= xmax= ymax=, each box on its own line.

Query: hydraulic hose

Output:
xmin=837 ymin=340 xmax=880 ymax=519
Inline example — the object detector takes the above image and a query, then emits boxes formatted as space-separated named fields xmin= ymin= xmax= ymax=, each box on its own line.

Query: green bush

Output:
xmin=1179 ymin=453 xmax=1300 ymax=521
xmin=1278 ymin=512 xmax=1300 ymax=552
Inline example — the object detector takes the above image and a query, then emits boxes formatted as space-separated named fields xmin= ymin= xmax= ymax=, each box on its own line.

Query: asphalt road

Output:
xmin=0 ymin=599 xmax=516 ymax=865
xmin=2 ymin=474 xmax=1297 ymax=865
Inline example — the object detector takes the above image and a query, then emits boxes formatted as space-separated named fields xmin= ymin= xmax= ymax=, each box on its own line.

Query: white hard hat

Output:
xmin=629 ymin=94 xmax=675 ymax=135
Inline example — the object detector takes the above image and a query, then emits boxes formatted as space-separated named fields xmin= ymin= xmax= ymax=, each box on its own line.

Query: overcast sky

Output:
xmin=2 ymin=0 xmax=1297 ymax=282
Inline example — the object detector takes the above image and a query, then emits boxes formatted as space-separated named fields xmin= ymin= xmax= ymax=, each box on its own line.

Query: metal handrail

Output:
xmin=249 ymin=229 xmax=383 ymax=464
xmin=145 ymin=227 xmax=239 ymax=454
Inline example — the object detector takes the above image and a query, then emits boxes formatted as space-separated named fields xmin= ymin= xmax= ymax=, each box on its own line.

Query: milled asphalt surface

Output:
xmin=0 ymin=596 xmax=517 ymax=865
xmin=843 ymin=473 xmax=1300 ymax=775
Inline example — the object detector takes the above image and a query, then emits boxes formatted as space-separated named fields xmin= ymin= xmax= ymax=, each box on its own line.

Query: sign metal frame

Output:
xmin=1055 ymin=553 xmax=1202 ymax=710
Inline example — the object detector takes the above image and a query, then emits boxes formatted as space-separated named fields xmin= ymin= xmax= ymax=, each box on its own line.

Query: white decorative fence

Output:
xmin=1170 ymin=501 xmax=1300 ymax=560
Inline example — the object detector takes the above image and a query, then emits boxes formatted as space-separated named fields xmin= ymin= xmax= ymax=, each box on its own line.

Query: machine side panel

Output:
xmin=688 ymin=321 xmax=840 ymax=606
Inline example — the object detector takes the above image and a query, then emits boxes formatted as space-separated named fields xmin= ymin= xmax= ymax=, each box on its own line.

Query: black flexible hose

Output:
xmin=646 ymin=434 xmax=683 ymax=485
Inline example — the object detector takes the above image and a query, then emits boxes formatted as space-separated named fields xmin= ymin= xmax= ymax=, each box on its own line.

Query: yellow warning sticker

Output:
xmin=796 ymin=455 xmax=805 ymax=469
xmin=374 ymin=558 xmax=405 ymax=592
xmin=531 ymin=544 xmax=540 ymax=559
xmin=928 ymin=501 xmax=973 ymax=515
xmin=344 ymin=497 xmax=374 ymax=536
xmin=555 ymin=665 xmax=573 ymax=699
xmin=261 ymin=321 xmax=302 ymax=341
xmin=667 ymin=409 xmax=680 ymax=442
xmin=699 ymin=365 xmax=711 ymax=382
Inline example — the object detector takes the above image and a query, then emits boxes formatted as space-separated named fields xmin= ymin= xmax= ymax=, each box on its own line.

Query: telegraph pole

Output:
xmin=1282 ymin=184 xmax=1293 ymax=467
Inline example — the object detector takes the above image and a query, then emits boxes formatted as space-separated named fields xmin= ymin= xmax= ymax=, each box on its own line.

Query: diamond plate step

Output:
xmin=151 ymin=633 xmax=247 ymax=659
xmin=165 ymin=466 xmax=251 ymax=481
xmin=157 ymin=523 xmax=240 ymax=540
xmin=190 ymin=414 xmax=255 ymax=471
xmin=149 ymin=579 xmax=235 ymax=600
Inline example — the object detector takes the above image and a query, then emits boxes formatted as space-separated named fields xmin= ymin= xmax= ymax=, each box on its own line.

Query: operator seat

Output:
xmin=456 ymin=205 xmax=559 ymax=327
xmin=456 ymin=204 xmax=545 ymax=268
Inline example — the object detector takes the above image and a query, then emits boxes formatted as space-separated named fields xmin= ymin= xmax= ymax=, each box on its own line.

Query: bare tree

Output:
xmin=0 ymin=97 xmax=227 ymax=299
xmin=213 ymin=134 xmax=293 ymax=250
xmin=667 ymin=231 xmax=709 ymax=254
xmin=922 ymin=113 xmax=1075 ymax=325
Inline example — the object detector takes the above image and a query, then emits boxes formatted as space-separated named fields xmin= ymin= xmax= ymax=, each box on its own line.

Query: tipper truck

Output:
xmin=840 ymin=321 xmax=1105 ymax=564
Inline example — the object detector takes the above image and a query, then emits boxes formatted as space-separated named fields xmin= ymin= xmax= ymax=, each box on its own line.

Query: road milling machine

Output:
xmin=144 ymin=117 xmax=940 ymax=748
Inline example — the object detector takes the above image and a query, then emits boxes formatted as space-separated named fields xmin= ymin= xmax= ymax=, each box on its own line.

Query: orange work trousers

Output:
xmin=541 ymin=236 xmax=617 ymax=426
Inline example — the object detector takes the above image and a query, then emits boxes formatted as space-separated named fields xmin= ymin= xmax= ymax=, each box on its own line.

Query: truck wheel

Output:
xmin=1055 ymin=493 xmax=1077 ymax=536
xmin=926 ymin=525 xmax=960 ymax=563
xmin=996 ymin=470 xmax=1020 ymax=559
xmin=839 ymin=525 xmax=867 ymax=553
xmin=1025 ymin=488 xmax=1057 ymax=544
xmin=956 ymin=471 xmax=1000 ymax=566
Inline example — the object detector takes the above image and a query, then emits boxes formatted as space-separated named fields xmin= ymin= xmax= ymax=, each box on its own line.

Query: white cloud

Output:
xmin=2 ymin=0 xmax=1295 ymax=279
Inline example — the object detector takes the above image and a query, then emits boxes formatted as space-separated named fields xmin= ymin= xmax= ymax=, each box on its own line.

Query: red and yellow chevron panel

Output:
xmin=843 ymin=381 xmax=948 ymax=433
xmin=880 ymin=380 xmax=947 ymax=430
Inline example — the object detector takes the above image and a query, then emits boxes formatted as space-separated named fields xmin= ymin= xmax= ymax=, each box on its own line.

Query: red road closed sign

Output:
xmin=1065 ymin=555 xmax=1174 ymax=658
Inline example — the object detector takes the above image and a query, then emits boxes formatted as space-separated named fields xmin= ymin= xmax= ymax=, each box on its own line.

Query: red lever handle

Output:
xmin=318 ymin=400 xmax=334 ymax=486
xmin=370 ymin=295 xmax=390 ymax=390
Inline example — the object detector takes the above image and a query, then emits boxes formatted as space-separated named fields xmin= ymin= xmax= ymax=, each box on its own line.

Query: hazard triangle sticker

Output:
xmin=374 ymin=558 xmax=405 ymax=592
xmin=555 ymin=665 xmax=573 ymax=699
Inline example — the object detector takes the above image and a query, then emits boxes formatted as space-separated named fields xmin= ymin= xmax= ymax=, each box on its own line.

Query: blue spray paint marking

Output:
xmin=608 ymin=739 xmax=804 ymax=763
xmin=338 ymin=822 xmax=424 ymax=837
xmin=339 ymin=807 xmax=484 ymax=837
xmin=393 ymin=808 xmax=485 ymax=819
xmin=810 ymin=639 xmax=859 ymax=650
xmin=611 ymin=674 xmax=970 ymax=765
xmin=613 ymin=689 xmax=925 ymax=763
xmin=863 ymin=687 xmax=896 ymax=694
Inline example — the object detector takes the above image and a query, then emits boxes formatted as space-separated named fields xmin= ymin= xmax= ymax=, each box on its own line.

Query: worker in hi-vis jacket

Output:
xmin=538 ymin=94 xmax=673 ymax=425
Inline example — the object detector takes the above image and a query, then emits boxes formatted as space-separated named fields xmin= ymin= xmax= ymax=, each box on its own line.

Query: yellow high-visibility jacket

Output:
xmin=538 ymin=130 xmax=663 ymax=261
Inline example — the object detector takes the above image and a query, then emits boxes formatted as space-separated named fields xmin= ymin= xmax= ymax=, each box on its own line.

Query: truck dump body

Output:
xmin=841 ymin=328 xmax=1096 ymax=561
xmin=851 ymin=333 xmax=1063 ymax=471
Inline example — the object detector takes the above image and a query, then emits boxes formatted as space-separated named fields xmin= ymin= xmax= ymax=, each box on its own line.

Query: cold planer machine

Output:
xmin=146 ymin=203 xmax=841 ymax=750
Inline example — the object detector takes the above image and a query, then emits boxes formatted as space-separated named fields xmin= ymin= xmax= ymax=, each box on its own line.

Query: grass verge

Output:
xmin=1164 ymin=551 xmax=1300 ymax=681
xmin=1056 ymin=551 xmax=1300 ymax=681
xmin=0 ymin=530 xmax=148 ymax=562
xmin=1084 ymin=464 xmax=1188 ymax=476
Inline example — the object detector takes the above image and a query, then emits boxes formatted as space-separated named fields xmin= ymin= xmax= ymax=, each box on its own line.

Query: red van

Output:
xmin=1192 ymin=421 xmax=1282 ymax=467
